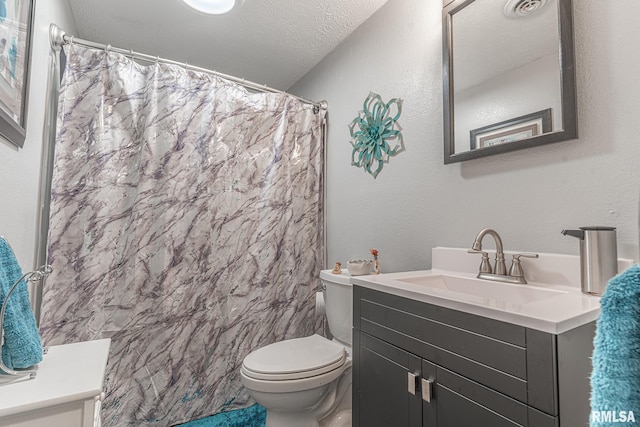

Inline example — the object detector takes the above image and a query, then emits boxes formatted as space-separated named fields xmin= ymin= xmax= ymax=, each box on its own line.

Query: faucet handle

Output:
xmin=512 ymin=253 xmax=539 ymax=260
xmin=468 ymin=249 xmax=492 ymax=274
xmin=508 ymin=253 xmax=539 ymax=280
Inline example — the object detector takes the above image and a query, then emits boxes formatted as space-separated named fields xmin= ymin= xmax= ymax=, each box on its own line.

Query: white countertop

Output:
xmin=350 ymin=247 xmax=634 ymax=334
xmin=0 ymin=339 xmax=111 ymax=418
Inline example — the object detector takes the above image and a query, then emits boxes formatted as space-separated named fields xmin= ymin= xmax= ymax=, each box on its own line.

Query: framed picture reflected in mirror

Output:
xmin=470 ymin=108 xmax=552 ymax=150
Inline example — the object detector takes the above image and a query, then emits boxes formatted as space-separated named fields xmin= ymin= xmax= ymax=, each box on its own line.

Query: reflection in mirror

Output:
xmin=443 ymin=0 xmax=577 ymax=164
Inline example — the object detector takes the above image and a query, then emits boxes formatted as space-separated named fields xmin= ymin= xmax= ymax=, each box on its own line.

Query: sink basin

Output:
xmin=349 ymin=247 xmax=631 ymax=333
xmin=397 ymin=274 xmax=567 ymax=306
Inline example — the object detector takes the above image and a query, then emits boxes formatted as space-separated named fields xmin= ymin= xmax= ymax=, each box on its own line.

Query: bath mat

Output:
xmin=174 ymin=404 xmax=266 ymax=427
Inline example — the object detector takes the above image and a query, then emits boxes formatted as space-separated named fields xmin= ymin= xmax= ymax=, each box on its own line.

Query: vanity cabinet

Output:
xmin=353 ymin=286 xmax=594 ymax=427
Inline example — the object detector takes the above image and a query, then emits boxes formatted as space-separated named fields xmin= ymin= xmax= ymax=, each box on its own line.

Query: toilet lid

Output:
xmin=242 ymin=334 xmax=347 ymax=381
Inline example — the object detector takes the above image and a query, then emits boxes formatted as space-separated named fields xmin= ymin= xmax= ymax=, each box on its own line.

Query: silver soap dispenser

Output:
xmin=561 ymin=226 xmax=618 ymax=295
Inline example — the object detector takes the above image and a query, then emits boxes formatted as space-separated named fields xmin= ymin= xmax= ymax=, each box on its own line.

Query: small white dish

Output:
xmin=347 ymin=260 xmax=373 ymax=276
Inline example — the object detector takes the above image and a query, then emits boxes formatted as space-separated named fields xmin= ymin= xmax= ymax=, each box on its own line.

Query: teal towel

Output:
xmin=0 ymin=238 xmax=43 ymax=370
xmin=590 ymin=264 xmax=640 ymax=426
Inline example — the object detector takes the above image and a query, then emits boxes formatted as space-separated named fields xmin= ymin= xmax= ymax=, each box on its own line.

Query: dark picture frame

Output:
xmin=0 ymin=0 xmax=36 ymax=149
xmin=470 ymin=108 xmax=553 ymax=150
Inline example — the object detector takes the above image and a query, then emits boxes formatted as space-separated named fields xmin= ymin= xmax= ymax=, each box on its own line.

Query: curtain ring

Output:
xmin=105 ymin=44 xmax=111 ymax=52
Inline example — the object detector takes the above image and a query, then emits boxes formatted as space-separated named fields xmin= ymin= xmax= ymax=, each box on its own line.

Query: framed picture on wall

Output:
xmin=0 ymin=0 xmax=35 ymax=149
xmin=470 ymin=108 xmax=552 ymax=150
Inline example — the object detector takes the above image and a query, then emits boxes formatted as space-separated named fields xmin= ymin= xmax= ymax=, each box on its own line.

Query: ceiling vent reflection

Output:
xmin=503 ymin=0 xmax=548 ymax=19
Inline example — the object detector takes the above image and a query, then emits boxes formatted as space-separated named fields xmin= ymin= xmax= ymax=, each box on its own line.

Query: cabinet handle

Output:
xmin=421 ymin=378 xmax=433 ymax=403
xmin=408 ymin=372 xmax=418 ymax=395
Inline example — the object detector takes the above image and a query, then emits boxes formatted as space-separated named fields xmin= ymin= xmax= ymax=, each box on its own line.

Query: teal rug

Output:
xmin=174 ymin=405 xmax=266 ymax=427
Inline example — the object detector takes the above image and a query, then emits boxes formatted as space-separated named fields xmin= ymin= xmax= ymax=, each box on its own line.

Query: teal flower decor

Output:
xmin=349 ymin=92 xmax=403 ymax=178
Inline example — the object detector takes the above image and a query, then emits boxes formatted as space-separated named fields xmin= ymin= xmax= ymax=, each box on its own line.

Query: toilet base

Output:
xmin=320 ymin=377 xmax=352 ymax=427
xmin=266 ymin=409 xmax=352 ymax=427
xmin=320 ymin=409 xmax=352 ymax=427
xmin=262 ymin=370 xmax=352 ymax=427
xmin=266 ymin=412 xmax=320 ymax=427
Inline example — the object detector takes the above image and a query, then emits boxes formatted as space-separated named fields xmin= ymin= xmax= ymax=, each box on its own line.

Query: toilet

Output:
xmin=240 ymin=269 xmax=353 ymax=427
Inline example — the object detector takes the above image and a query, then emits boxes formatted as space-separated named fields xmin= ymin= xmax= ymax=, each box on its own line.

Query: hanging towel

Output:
xmin=0 ymin=237 xmax=43 ymax=370
xmin=590 ymin=264 xmax=640 ymax=426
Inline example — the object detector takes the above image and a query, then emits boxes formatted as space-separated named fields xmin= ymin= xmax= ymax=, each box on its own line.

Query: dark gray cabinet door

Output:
xmin=425 ymin=360 xmax=526 ymax=427
xmin=422 ymin=362 xmax=558 ymax=427
xmin=355 ymin=331 xmax=422 ymax=427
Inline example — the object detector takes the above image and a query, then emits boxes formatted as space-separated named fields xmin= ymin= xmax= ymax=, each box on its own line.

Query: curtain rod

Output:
xmin=48 ymin=24 xmax=327 ymax=110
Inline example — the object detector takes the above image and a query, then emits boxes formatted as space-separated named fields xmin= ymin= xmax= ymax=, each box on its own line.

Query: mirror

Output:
xmin=443 ymin=0 xmax=577 ymax=164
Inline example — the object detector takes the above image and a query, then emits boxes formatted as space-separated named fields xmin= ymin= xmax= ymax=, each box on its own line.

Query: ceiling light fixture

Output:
xmin=182 ymin=0 xmax=236 ymax=15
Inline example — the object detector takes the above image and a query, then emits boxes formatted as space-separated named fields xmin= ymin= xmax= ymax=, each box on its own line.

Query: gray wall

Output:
xmin=2 ymin=0 xmax=638 ymax=277
xmin=0 ymin=1 xmax=76 ymax=269
xmin=291 ymin=0 xmax=640 ymax=273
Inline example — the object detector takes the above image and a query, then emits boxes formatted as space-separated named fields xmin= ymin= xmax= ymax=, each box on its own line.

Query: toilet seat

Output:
xmin=240 ymin=334 xmax=351 ymax=393
xmin=242 ymin=334 xmax=347 ymax=381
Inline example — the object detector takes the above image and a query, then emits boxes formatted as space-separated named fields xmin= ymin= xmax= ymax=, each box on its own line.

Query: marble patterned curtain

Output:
xmin=40 ymin=44 xmax=324 ymax=426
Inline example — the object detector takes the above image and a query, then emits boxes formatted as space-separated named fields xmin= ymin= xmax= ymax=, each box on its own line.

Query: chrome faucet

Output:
xmin=469 ymin=228 xmax=538 ymax=284
xmin=471 ymin=228 xmax=507 ymax=275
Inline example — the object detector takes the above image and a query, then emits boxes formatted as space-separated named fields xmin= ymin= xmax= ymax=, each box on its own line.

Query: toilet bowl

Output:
xmin=240 ymin=269 xmax=354 ymax=427
xmin=240 ymin=334 xmax=352 ymax=427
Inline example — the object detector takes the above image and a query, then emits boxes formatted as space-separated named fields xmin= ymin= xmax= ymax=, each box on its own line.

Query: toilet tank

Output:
xmin=319 ymin=269 xmax=353 ymax=348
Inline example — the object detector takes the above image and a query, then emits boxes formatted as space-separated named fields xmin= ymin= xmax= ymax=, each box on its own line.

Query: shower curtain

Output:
xmin=40 ymin=44 xmax=325 ymax=426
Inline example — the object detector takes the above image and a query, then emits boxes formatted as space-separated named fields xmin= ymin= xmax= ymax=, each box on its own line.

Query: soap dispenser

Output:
xmin=561 ymin=226 xmax=618 ymax=295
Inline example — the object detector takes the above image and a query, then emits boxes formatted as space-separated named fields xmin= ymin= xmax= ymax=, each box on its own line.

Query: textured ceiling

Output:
xmin=66 ymin=0 xmax=389 ymax=90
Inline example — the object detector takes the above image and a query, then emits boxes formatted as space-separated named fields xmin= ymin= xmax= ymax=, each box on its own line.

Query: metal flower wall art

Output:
xmin=349 ymin=92 xmax=404 ymax=178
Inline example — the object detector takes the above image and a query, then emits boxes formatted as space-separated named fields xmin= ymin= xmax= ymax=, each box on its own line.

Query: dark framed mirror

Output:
xmin=443 ymin=0 xmax=577 ymax=164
